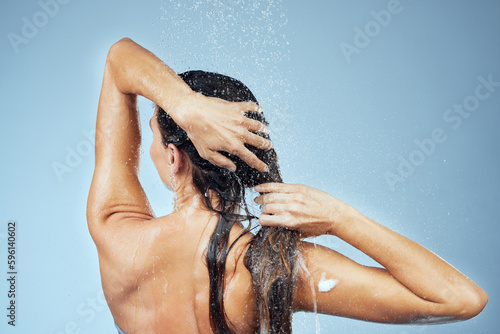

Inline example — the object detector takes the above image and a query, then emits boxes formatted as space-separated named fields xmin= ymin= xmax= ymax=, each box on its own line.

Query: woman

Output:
xmin=87 ymin=38 xmax=488 ymax=334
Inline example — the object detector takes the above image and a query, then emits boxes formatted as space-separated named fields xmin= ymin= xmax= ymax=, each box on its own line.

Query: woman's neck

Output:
xmin=172 ymin=183 xmax=222 ymax=213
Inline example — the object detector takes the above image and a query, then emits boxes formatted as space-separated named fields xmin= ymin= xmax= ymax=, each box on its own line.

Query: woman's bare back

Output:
xmin=94 ymin=210 xmax=258 ymax=334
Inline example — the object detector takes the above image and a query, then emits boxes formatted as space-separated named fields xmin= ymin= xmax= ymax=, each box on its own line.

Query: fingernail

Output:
xmin=263 ymin=165 xmax=269 ymax=173
xmin=254 ymin=185 xmax=262 ymax=191
xmin=253 ymin=197 xmax=258 ymax=203
xmin=229 ymin=166 xmax=236 ymax=172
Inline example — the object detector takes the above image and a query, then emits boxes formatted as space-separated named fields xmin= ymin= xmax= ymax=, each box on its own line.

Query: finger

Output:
xmin=207 ymin=151 xmax=237 ymax=172
xmin=233 ymin=146 xmax=268 ymax=172
xmin=261 ymin=203 xmax=287 ymax=215
xmin=243 ymin=131 xmax=273 ymax=150
xmin=254 ymin=183 xmax=300 ymax=194
xmin=242 ymin=118 xmax=270 ymax=135
xmin=258 ymin=213 xmax=289 ymax=228
xmin=238 ymin=101 xmax=263 ymax=114
xmin=254 ymin=192 xmax=294 ymax=205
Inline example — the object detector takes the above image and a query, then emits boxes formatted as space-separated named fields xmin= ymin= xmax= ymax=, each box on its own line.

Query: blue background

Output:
xmin=1 ymin=0 xmax=498 ymax=333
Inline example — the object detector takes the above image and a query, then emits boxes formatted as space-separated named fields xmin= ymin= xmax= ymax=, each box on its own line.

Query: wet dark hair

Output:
xmin=156 ymin=70 xmax=302 ymax=333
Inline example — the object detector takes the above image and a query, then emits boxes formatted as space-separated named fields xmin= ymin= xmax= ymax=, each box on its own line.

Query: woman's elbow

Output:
xmin=106 ymin=37 xmax=135 ymax=63
xmin=115 ymin=37 xmax=134 ymax=45
xmin=463 ymin=289 xmax=488 ymax=319
xmin=451 ymin=288 xmax=488 ymax=320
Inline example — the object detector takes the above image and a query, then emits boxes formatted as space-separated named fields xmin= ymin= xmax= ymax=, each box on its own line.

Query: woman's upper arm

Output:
xmin=87 ymin=43 xmax=154 ymax=236
xmin=293 ymin=241 xmax=474 ymax=324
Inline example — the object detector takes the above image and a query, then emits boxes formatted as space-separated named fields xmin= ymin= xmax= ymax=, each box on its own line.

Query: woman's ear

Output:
xmin=163 ymin=143 xmax=183 ymax=174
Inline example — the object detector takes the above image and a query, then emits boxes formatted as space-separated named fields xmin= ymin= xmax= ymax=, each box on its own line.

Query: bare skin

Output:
xmin=255 ymin=183 xmax=488 ymax=323
xmin=87 ymin=38 xmax=488 ymax=333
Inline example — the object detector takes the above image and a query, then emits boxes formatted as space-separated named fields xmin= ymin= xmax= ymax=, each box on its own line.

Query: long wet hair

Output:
xmin=156 ymin=70 xmax=302 ymax=333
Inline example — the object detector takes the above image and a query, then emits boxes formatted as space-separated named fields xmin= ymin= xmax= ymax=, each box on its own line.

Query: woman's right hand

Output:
xmin=253 ymin=183 xmax=353 ymax=238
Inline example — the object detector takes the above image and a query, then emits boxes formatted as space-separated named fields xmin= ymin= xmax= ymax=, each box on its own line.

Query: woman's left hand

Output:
xmin=170 ymin=92 xmax=274 ymax=173
xmin=253 ymin=183 xmax=353 ymax=238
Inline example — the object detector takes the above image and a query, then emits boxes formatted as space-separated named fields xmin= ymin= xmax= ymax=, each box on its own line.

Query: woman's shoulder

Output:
xmin=92 ymin=215 xmax=180 ymax=258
